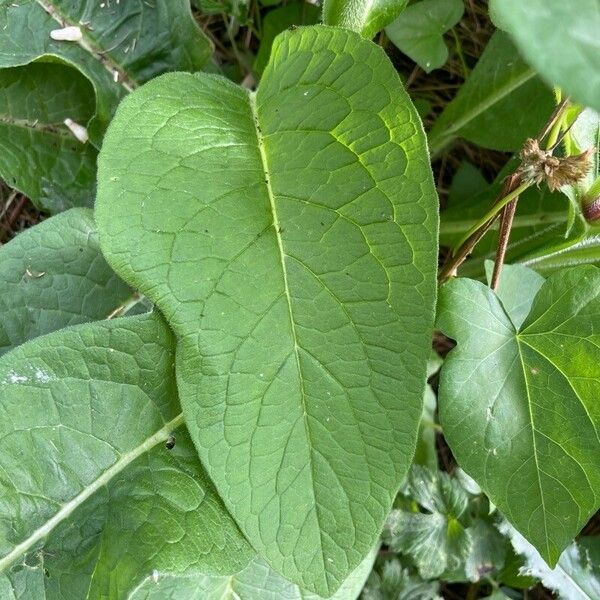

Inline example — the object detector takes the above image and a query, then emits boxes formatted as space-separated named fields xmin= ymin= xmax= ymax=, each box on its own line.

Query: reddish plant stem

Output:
xmin=491 ymin=198 xmax=518 ymax=290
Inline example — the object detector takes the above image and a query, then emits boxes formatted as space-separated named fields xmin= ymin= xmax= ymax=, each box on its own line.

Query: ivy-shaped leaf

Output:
xmin=428 ymin=32 xmax=555 ymax=156
xmin=490 ymin=0 xmax=600 ymax=114
xmin=437 ymin=265 xmax=600 ymax=566
xmin=0 ymin=0 xmax=212 ymax=210
xmin=322 ymin=0 xmax=408 ymax=39
xmin=0 ymin=313 xmax=252 ymax=599
xmin=96 ymin=25 xmax=438 ymax=596
xmin=0 ymin=208 xmax=144 ymax=357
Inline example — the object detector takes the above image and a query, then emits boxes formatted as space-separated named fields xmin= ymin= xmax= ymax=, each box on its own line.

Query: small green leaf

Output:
xmin=490 ymin=0 xmax=600 ymax=114
xmin=96 ymin=25 xmax=438 ymax=596
xmin=322 ymin=0 xmax=408 ymax=39
xmin=385 ymin=0 xmax=463 ymax=73
xmin=499 ymin=522 xmax=600 ymax=600
xmin=428 ymin=32 xmax=555 ymax=156
xmin=437 ymin=265 xmax=600 ymax=566
xmin=0 ymin=208 xmax=140 ymax=356
xmin=0 ymin=313 xmax=252 ymax=598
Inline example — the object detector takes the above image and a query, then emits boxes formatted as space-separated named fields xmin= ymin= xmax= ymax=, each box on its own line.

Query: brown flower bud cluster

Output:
xmin=518 ymin=138 xmax=593 ymax=192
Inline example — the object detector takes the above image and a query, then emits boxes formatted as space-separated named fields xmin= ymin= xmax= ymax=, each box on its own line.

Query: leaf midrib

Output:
xmin=247 ymin=90 xmax=327 ymax=586
xmin=514 ymin=337 xmax=552 ymax=561
xmin=0 ymin=413 xmax=183 ymax=574
xmin=0 ymin=115 xmax=75 ymax=139
xmin=35 ymin=0 xmax=136 ymax=92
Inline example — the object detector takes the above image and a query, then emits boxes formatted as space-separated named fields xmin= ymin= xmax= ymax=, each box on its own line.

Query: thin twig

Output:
xmin=491 ymin=198 xmax=518 ymax=290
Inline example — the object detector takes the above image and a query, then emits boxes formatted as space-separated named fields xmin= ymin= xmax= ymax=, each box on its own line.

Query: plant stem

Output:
xmin=491 ymin=198 xmax=518 ymax=290
xmin=452 ymin=180 xmax=530 ymax=253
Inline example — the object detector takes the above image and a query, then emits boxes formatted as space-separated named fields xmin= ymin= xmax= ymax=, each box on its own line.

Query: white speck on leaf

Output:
xmin=64 ymin=118 xmax=89 ymax=144
xmin=34 ymin=369 xmax=52 ymax=383
xmin=151 ymin=569 xmax=159 ymax=584
xmin=50 ymin=26 xmax=82 ymax=42
xmin=8 ymin=371 xmax=28 ymax=383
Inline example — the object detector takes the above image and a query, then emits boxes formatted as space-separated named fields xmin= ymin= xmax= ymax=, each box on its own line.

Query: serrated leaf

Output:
xmin=385 ymin=467 xmax=471 ymax=579
xmin=499 ymin=522 xmax=600 ymax=600
xmin=385 ymin=0 xmax=463 ymax=73
xmin=0 ymin=0 xmax=212 ymax=210
xmin=322 ymin=0 xmax=408 ymax=39
xmin=0 ymin=61 xmax=97 ymax=211
xmin=428 ymin=32 xmax=555 ymax=156
xmin=490 ymin=0 xmax=600 ymax=114
xmin=95 ymin=25 xmax=438 ymax=596
xmin=437 ymin=265 xmax=600 ymax=566
xmin=0 ymin=313 xmax=252 ymax=599
xmin=131 ymin=548 xmax=376 ymax=600
xmin=0 ymin=208 xmax=143 ymax=356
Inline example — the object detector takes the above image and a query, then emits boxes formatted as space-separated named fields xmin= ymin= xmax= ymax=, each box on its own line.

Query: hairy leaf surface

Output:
xmin=437 ymin=265 xmax=600 ymax=566
xmin=428 ymin=32 xmax=555 ymax=156
xmin=0 ymin=208 xmax=140 ymax=356
xmin=322 ymin=0 xmax=407 ymax=38
xmin=0 ymin=314 xmax=252 ymax=599
xmin=96 ymin=25 xmax=438 ymax=595
xmin=490 ymin=0 xmax=600 ymax=113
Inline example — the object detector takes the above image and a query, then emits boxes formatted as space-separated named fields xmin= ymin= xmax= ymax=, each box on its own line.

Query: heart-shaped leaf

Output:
xmin=96 ymin=25 xmax=438 ymax=595
xmin=437 ymin=265 xmax=600 ymax=566
xmin=0 ymin=208 xmax=141 ymax=356
xmin=0 ymin=0 xmax=212 ymax=210
xmin=385 ymin=0 xmax=464 ymax=74
xmin=0 ymin=313 xmax=252 ymax=598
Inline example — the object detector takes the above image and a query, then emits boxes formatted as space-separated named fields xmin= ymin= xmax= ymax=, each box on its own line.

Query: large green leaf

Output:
xmin=490 ymin=0 xmax=600 ymax=114
xmin=437 ymin=265 xmax=600 ymax=566
xmin=0 ymin=208 xmax=139 ymax=357
xmin=0 ymin=313 xmax=252 ymax=599
xmin=0 ymin=0 xmax=212 ymax=210
xmin=428 ymin=32 xmax=555 ymax=156
xmin=385 ymin=0 xmax=463 ymax=73
xmin=96 ymin=25 xmax=438 ymax=596
xmin=0 ymin=61 xmax=97 ymax=211
xmin=322 ymin=0 xmax=408 ymax=38
xmin=130 ymin=549 xmax=377 ymax=600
